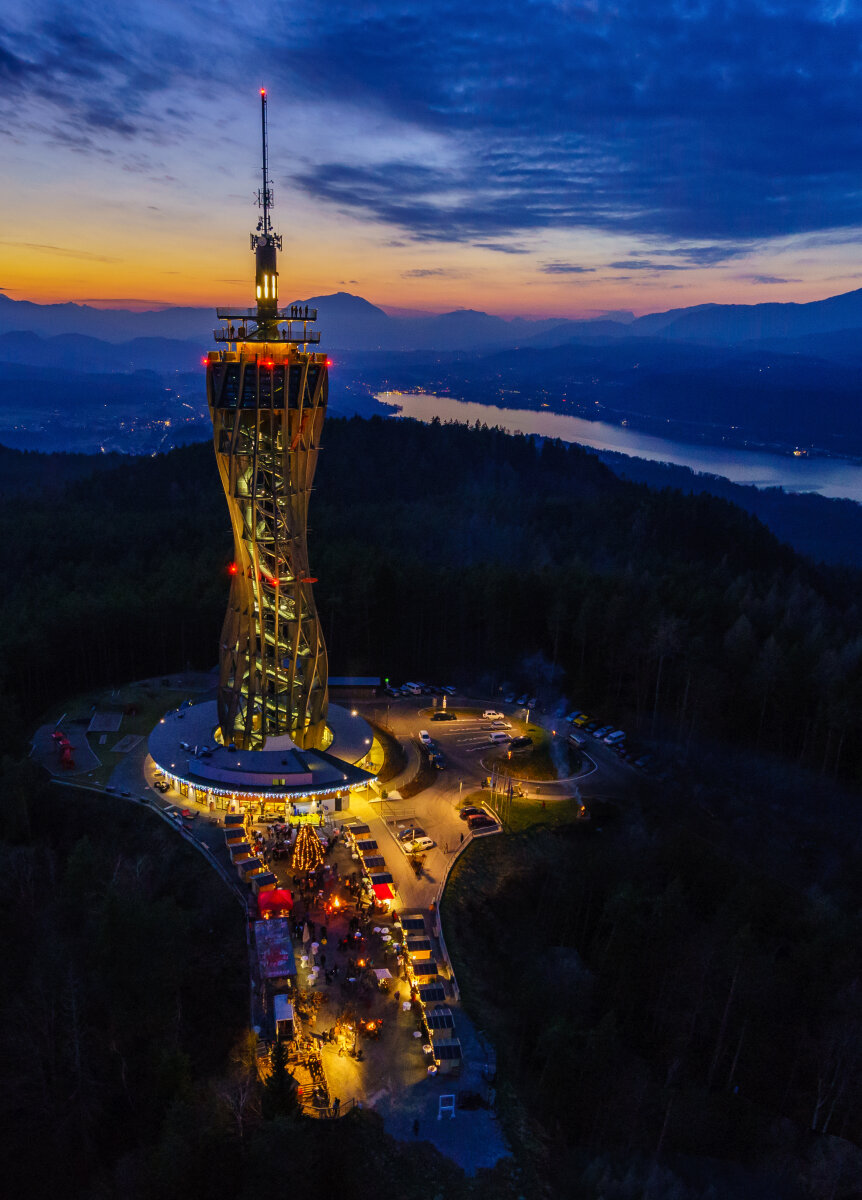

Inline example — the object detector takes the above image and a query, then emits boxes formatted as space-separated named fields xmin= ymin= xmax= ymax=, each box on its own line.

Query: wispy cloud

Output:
xmin=540 ymin=262 xmax=596 ymax=275
xmin=474 ymin=242 xmax=529 ymax=254
xmin=401 ymin=267 xmax=455 ymax=278
xmin=733 ymin=273 xmax=802 ymax=284
xmin=0 ymin=239 xmax=119 ymax=263
xmin=607 ymin=260 xmax=690 ymax=272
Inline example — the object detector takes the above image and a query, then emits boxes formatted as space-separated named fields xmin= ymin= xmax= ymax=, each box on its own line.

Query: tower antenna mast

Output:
xmin=260 ymin=88 xmax=272 ymax=236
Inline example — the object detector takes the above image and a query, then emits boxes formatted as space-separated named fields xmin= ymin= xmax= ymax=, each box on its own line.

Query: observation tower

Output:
xmin=207 ymin=89 xmax=328 ymax=752
xmin=148 ymin=93 xmax=377 ymax=816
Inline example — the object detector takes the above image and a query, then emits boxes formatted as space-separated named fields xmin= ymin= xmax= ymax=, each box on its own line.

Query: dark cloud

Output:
xmin=541 ymin=262 xmax=596 ymax=275
xmin=286 ymin=1 xmax=862 ymax=245
xmin=662 ymin=244 xmax=755 ymax=266
xmin=0 ymin=8 xmax=212 ymax=146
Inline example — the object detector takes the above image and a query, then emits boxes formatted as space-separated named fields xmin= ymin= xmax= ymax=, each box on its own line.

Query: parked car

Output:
xmin=442 ymin=685 xmax=456 ymax=695
xmin=384 ymin=686 xmax=399 ymax=697
xmin=526 ymin=696 xmax=537 ymax=708
xmin=431 ymin=711 xmax=458 ymax=722
xmin=398 ymin=826 xmax=426 ymax=843
xmin=418 ymin=730 xmax=433 ymax=746
xmin=459 ymin=806 xmax=484 ymax=821
xmin=516 ymin=694 xmax=528 ymax=705
xmin=584 ymin=721 xmax=601 ymax=734
xmin=406 ymin=835 xmax=435 ymax=853
xmin=634 ymin=754 xmax=653 ymax=769
xmin=503 ymin=693 xmax=515 ymax=704
xmin=468 ymin=813 xmax=497 ymax=831
xmin=483 ymin=709 xmax=504 ymax=720
xmin=574 ymin=713 xmax=591 ymax=727
xmin=604 ymin=730 xmax=626 ymax=746
xmin=594 ymin=725 xmax=614 ymax=739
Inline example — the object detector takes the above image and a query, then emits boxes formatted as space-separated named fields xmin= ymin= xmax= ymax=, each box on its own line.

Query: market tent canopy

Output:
xmin=373 ymin=968 xmax=393 ymax=981
xmin=258 ymin=889 xmax=294 ymax=916
xmin=373 ymin=883 xmax=395 ymax=901
xmin=370 ymin=872 xmax=393 ymax=885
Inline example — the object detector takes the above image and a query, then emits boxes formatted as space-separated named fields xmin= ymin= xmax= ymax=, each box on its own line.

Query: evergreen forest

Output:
xmin=3 ymin=416 xmax=862 ymax=1198
xmin=1 ymin=416 xmax=860 ymax=783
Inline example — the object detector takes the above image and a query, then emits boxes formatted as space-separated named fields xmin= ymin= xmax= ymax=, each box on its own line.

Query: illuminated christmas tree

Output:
xmin=292 ymin=823 xmax=324 ymax=872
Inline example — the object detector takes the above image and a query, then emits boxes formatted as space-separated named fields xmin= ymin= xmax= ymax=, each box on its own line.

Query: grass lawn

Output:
xmin=460 ymin=788 xmax=586 ymax=833
xmin=490 ymin=726 xmax=581 ymax=781
xmin=39 ymin=677 xmax=206 ymax=785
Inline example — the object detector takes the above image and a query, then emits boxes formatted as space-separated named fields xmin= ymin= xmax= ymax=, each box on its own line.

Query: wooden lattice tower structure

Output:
xmin=206 ymin=91 xmax=328 ymax=750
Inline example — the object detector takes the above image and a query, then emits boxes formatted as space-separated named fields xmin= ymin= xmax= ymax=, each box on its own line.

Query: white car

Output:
xmin=418 ymin=729 xmax=432 ymax=745
xmin=405 ymin=836 xmax=435 ymax=853
xmin=484 ymin=709 xmax=504 ymax=720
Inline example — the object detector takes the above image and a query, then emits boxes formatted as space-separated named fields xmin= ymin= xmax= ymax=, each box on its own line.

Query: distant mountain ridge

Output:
xmin=5 ymin=285 xmax=862 ymax=353
xmin=4 ymin=285 xmax=862 ymax=370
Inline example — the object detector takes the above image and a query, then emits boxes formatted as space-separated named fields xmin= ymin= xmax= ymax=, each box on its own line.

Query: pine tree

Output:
xmin=263 ymin=1038 xmax=301 ymax=1120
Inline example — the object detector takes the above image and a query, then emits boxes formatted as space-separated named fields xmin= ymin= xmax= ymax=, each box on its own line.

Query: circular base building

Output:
xmin=148 ymin=699 xmax=378 ymax=818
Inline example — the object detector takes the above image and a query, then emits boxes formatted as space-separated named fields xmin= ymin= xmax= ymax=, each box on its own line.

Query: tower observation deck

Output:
xmin=206 ymin=90 xmax=328 ymax=751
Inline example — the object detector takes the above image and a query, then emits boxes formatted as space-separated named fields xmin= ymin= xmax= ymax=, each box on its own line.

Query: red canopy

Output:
xmin=258 ymin=888 xmax=294 ymax=917
xmin=373 ymin=883 xmax=395 ymax=901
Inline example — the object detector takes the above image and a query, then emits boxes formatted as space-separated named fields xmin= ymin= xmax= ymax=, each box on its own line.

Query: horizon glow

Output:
xmin=4 ymin=2 xmax=862 ymax=320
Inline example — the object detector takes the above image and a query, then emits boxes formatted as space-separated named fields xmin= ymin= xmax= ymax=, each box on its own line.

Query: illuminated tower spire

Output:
xmin=251 ymin=89 xmax=281 ymax=331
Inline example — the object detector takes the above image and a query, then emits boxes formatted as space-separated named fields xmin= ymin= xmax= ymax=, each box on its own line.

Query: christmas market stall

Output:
xmin=258 ymin=888 xmax=294 ymax=919
xmin=252 ymin=871 xmax=278 ymax=895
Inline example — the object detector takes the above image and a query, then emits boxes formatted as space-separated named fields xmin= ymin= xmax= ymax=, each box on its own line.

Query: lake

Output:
xmin=380 ymin=391 xmax=862 ymax=504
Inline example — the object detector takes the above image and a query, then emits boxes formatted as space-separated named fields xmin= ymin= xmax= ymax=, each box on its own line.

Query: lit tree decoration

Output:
xmin=292 ymin=824 xmax=324 ymax=872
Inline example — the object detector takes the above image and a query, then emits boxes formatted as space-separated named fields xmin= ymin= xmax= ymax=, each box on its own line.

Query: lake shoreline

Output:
xmin=378 ymin=391 xmax=862 ymax=504
xmin=377 ymin=389 xmax=862 ymax=467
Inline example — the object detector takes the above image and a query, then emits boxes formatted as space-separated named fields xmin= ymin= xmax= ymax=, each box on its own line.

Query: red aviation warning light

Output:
xmin=228 ymin=562 xmax=239 ymax=575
